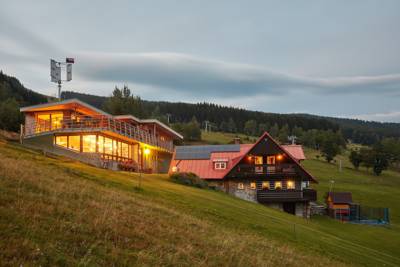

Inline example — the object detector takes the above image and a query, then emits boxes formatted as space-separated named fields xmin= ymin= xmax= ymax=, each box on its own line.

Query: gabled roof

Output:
xmin=327 ymin=192 xmax=353 ymax=204
xmin=20 ymin=98 xmax=112 ymax=116
xmin=170 ymin=132 xmax=316 ymax=182
xmin=226 ymin=132 xmax=316 ymax=183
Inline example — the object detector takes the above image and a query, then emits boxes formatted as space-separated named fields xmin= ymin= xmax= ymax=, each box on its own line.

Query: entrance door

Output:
xmin=283 ymin=202 xmax=296 ymax=215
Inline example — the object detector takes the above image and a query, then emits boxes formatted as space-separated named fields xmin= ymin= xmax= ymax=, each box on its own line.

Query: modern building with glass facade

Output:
xmin=20 ymin=99 xmax=183 ymax=173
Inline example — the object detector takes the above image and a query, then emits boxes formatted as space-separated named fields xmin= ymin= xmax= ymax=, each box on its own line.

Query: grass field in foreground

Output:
xmin=0 ymin=139 xmax=400 ymax=266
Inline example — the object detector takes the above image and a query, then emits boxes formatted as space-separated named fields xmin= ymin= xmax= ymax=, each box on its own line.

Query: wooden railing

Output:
xmin=235 ymin=163 xmax=298 ymax=176
xmin=23 ymin=115 xmax=174 ymax=152
xmin=256 ymin=188 xmax=317 ymax=202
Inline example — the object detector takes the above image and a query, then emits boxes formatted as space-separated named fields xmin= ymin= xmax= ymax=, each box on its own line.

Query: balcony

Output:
xmin=22 ymin=115 xmax=174 ymax=153
xmin=256 ymin=189 xmax=317 ymax=202
xmin=234 ymin=163 xmax=298 ymax=177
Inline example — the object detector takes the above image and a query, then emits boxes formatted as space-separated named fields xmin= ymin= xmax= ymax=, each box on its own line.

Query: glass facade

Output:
xmin=55 ymin=133 xmax=133 ymax=161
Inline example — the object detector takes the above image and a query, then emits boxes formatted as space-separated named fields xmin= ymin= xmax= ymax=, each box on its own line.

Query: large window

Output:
xmin=51 ymin=113 xmax=63 ymax=130
xmin=55 ymin=136 xmax=67 ymax=148
xmin=121 ymin=142 xmax=129 ymax=158
xmin=68 ymin=135 xmax=81 ymax=151
xmin=104 ymin=137 xmax=113 ymax=155
xmin=98 ymin=135 xmax=104 ymax=153
xmin=82 ymin=135 xmax=96 ymax=153
xmin=36 ymin=114 xmax=50 ymax=133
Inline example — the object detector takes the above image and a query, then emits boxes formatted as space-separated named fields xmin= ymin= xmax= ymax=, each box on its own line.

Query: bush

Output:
xmin=170 ymin=172 xmax=208 ymax=189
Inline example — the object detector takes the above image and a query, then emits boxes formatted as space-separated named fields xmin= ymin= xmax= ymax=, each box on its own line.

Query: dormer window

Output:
xmin=213 ymin=159 xmax=228 ymax=170
xmin=214 ymin=161 xmax=227 ymax=170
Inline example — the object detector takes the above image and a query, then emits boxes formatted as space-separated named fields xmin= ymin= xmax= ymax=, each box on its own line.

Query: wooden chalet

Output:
xmin=20 ymin=99 xmax=183 ymax=173
xmin=169 ymin=132 xmax=317 ymax=217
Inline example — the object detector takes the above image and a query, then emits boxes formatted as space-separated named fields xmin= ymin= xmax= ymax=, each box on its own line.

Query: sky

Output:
xmin=1 ymin=0 xmax=400 ymax=122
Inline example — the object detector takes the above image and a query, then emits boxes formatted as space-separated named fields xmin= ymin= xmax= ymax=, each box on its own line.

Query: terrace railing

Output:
xmin=23 ymin=115 xmax=174 ymax=152
xmin=235 ymin=163 xmax=298 ymax=176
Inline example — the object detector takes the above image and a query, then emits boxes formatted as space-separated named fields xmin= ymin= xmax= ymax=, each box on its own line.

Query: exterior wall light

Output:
xmin=144 ymin=148 xmax=150 ymax=155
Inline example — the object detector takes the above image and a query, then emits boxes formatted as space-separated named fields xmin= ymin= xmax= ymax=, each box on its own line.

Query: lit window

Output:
xmin=113 ymin=140 xmax=118 ymax=156
xmin=55 ymin=135 xmax=67 ymax=148
xmin=274 ymin=181 xmax=282 ymax=190
xmin=250 ymin=182 xmax=256 ymax=190
xmin=121 ymin=142 xmax=129 ymax=158
xmin=104 ymin=137 xmax=113 ymax=155
xmin=267 ymin=156 xmax=276 ymax=165
xmin=98 ymin=136 xmax=104 ymax=153
xmin=262 ymin=181 xmax=270 ymax=190
xmin=51 ymin=113 xmax=63 ymax=130
xmin=287 ymin=180 xmax=295 ymax=190
xmin=255 ymin=156 xmax=263 ymax=165
xmin=238 ymin=183 xmax=244 ymax=190
xmin=36 ymin=114 xmax=50 ymax=133
xmin=68 ymin=135 xmax=81 ymax=151
xmin=214 ymin=162 xmax=227 ymax=170
xmin=82 ymin=135 xmax=97 ymax=153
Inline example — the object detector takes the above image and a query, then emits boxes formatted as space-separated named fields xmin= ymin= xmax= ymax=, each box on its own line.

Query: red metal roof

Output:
xmin=281 ymin=145 xmax=306 ymax=161
xmin=169 ymin=132 xmax=316 ymax=182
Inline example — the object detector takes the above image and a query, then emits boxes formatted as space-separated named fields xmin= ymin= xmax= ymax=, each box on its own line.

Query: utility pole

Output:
xmin=166 ymin=113 xmax=172 ymax=124
xmin=204 ymin=121 xmax=209 ymax=132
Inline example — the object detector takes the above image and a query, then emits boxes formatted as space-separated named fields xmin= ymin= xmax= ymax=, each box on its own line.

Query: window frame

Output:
xmin=237 ymin=182 xmax=244 ymax=190
xmin=214 ymin=161 xmax=227 ymax=170
xmin=262 ymin=181 xmax=270 ymax=190
xmin=287 ymin=180 xmax=295 ymax=190
xmin=250 ymin=182 xmax=256 ymax=190
xmin=274 ymin=181 xmax=282 ymax=190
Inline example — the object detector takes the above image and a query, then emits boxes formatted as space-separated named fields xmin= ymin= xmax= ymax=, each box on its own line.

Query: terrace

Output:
xmin=22 ymin=114 xmax=174 ymax=153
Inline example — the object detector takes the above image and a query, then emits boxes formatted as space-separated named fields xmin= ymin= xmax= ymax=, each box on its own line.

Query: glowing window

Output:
xmin=121 ymin=142 xmax=129 ymax=158
xmin=98 ymin=136 xmax=104 ymax=153
xmin=51 ymin=113 xmax=63 ymax=130
xmin=250 ymin=182 xmax=256 ymax=190
xmin=104 ymin=137 xmax=113 ymax=155
xmin=287 ymin=180 xmax=295 ymax=190
xmin=113 ymin=140 xmax=118 ymax=156
xmin=82 ymin=135 xmax=97 ymax=153
xmin=36 ymin=114 xmax=50 ymax=133
xmin=262 ymin=181 xmax=270 ymax=190
xmin=255 ymin=156 xmax=263 ymax=165
xmin=267 ymin=156 xmax=276 ymax=165
xmin=274 ymin=181 xmax=282 ymax=190
xmin=55 ymin=135 xmax=67 ymax=148
xmin=238 ymin=183 xmax=244 ymax=190
xmin=68 ymin=135 xmax=81 ymax=151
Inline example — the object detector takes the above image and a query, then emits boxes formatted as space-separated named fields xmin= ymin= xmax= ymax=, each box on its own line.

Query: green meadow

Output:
xmin=1 ymin=134 xmax=400 ymax=266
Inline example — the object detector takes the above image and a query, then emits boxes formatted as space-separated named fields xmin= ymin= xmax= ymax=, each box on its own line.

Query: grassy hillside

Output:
xmin=1 ymin=139 xmax=400 ymax=266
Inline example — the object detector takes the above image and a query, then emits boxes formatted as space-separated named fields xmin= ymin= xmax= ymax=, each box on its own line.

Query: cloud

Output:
xmin=76 ymin=52 xmax=400 ymax=98
xmin=350 ymin=111 xmax=400 ymax=123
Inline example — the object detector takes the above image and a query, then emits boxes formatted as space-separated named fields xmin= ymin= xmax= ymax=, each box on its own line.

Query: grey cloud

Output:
xmin=77 ymin=52 xmax=400 ymax=97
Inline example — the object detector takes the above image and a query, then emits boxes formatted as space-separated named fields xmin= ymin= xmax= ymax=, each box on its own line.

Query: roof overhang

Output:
xmin=140 ymin=119 xmax=183 ymax=140
xmin=20 ymin=98 xmax=111 ymax=117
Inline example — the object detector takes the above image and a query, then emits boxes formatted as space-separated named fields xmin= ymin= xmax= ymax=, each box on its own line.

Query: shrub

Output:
xmin=169 ymin=172 xmax=208 ymax=189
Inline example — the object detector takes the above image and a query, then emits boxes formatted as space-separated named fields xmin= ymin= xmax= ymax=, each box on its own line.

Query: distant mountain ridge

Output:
xmin=0 ymin=70 xmax=398 ymax=144
xmin=62 ymin=91 xmax=400 ymax=145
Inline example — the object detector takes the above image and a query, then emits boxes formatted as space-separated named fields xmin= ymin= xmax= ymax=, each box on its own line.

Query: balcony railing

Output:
xmin=23 ymin=115 xmax=174 ymax=152
xmin=256 ymin=189 xmax=317 ymax=202
xmin=235 ymin=163 xmax=298 ymax=176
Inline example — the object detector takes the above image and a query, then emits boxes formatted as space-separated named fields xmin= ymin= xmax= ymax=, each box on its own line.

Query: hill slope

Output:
xmin=1 ymin=139 xmax=400 ymax=266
